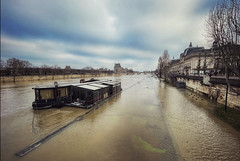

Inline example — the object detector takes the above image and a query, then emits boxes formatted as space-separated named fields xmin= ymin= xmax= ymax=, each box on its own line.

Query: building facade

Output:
xmin=114 ymin=63 xmax=122 ymax=74
xmin=168 ymin=42 xmax=221 ymax=76
xmin=114 ymin=63 xmax=133 ymax=74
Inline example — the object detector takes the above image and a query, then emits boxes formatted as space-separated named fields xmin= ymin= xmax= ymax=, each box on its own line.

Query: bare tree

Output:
xmin=206 ymin=0 xmax=240 ymax=110
xmin=157 ymin=56 xmax=163 ymax=78
xmin=206 ymin=0 xmax=240 ymax=86
xmin=52 ymin=64 xmax=61 ymax=69
xmin=157 ymin=50 xmax=170 ymax=79
xmin=6 ymin=58 xmax=32 ymax=81
xmin=22 ymin=60 xmax=33 ymax=68
xmin=41 ymin=64 xmax=49 ymax=69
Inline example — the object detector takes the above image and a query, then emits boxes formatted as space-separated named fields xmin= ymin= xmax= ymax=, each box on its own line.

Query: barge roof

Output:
xmin=71 ymin=80 xmax=109 ymax=86
xmin=77 ymin=85 xmax=101 ymax=91
xmin=32 ymin=84 xmax=71 ymax=89
xmin=89 ymin=83 xmax=109 ymax=88
xmin=32 ymin=79 xmax=119 ymax=90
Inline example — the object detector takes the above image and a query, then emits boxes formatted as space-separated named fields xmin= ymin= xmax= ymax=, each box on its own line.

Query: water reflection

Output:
xmin=31 ymin=93 xmax=122 ymax=135
xmin=32 ymin=108 xmax=78 ymax=134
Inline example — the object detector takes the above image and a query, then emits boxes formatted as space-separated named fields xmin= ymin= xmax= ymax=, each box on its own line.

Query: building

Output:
xmin=114 ymin=63 xmax=122 ymax=74
xmin=169 ymin=42 xmax=219 ymax=76
xmin=65 ymin=66 xmax=71 ymax=70
xmin=114 ymin=63 xmax=133 ymax=74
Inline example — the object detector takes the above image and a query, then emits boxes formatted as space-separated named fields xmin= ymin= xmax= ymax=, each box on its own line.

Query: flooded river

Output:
xmin=1 ymin=75 xmax=240 ymax=161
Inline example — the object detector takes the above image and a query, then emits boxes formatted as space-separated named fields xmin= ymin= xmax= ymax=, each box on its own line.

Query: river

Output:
xmin=1 ymin=74 xmax=240 ymax=161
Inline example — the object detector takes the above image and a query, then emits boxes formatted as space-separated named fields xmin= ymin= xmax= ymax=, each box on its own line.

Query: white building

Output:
xmin=169 ymin=42 xmax=217 ymax=75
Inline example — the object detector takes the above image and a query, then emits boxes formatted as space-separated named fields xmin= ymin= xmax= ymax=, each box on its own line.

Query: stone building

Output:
xmin=114 ymin=63 xmax=122 ymax=74
xmin=169 ymin=42 xmax=220 ymax=76
xmin=114 ymin=63 xmax=133 ymax=74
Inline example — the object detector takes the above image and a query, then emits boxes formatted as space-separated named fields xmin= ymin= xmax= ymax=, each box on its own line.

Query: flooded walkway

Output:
xmin=1 ymin=75 xmax=240 ymax=161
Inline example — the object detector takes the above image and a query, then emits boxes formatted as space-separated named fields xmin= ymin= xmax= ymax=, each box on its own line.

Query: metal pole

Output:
xmin=204 ymin=52 xmax=207 ymax=74
xmin=224 ymin=84 xmax=228 ymax=112
xmin=198 ymin=53 xmax=201 ymax=75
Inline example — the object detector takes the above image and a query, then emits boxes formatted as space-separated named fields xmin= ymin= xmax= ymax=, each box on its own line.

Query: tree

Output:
xmin=7 ymin=58 xmax=22 ymax=76
xmin=40 ymin=64 xmax=49 ymax=75
xmin=41 ymin=64 xmax=49 ymax=69
xmin=206 ymin=0 xmax=240 ymax=77
xmin=22 ymin=60 xmax=33 ymax=68
xmin=206 ymin=0 xmax=240 ymax=110
xmin=6 ymin=58 xmax=32 ymax=81
xmin=157 ymin=56 xmax=163 ymax=78
xmin=157 ymin=50 xmax=170 ymax=79
xmin=1 ymin=60 xmax=6 ymax=69
xmin=52 ymin=64 xmax=61 ymax=69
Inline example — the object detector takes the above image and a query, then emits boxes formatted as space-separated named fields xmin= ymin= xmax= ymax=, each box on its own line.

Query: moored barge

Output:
xmin=32 ymin=79 xmax=121 ymax=110
xmin=175 ymin=81 xmax=186 ymax=88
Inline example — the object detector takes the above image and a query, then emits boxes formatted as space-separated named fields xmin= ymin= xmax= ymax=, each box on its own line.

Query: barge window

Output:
xmin=35 ymin=90 xmax=40 ymax=100
xmin=66 ymin=87 xmax=68 ymax=96
xmin=58 ymin=87 xmax=67 ymax=97
xmin=40 ymin=89 xmax=54 ymax=99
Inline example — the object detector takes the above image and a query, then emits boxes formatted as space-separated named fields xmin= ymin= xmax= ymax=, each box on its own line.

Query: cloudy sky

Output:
xmin=1 ymin=0 xmax=217 ymax=71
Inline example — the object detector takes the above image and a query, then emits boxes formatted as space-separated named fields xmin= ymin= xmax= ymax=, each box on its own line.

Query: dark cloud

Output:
xmin=1 ymin=0 xmax=212 ymax=71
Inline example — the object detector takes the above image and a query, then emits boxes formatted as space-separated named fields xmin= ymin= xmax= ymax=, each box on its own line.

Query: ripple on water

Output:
xmin=158 ymin=84 xmax=240 ymax=161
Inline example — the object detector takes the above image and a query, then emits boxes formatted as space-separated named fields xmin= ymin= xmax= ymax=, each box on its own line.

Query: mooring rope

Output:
xmin=123 ymin=78 xmax=145 ymax=91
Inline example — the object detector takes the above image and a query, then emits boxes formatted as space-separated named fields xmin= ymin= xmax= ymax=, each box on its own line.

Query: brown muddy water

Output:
xmin=1 ymin=75 xmax=240 ymax=161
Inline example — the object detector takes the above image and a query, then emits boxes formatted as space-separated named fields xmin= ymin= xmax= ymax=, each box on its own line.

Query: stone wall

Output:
xmin=176 ymin=77 xmax=240 ymax=109
xmin=1 ymin=73 xmax=113 ymax=83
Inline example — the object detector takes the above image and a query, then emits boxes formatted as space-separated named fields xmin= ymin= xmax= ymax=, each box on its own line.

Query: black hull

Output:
xmin=32 ymin=101 xmax=64 ymax=110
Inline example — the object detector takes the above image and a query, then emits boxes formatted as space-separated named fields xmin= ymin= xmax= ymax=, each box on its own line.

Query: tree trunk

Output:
xmin=224 ymin=62 xmax=229 ymax=112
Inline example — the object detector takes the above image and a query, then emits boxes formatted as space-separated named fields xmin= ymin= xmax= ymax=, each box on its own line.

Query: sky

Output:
xmin=1 ymin=0 xmax=217 ymax=71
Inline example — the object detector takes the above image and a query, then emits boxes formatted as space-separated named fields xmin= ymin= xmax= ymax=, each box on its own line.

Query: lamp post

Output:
xmin=197 ymin=52 xmax=201 ymax=75
xmin=212 ymin=40 xmax=219 ymax=76
xmin=203 ymin=51 xmax=207 ymax=74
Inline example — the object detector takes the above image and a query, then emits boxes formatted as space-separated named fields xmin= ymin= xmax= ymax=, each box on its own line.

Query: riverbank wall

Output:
xmin=0 ymin=73 xmax=114 ymax=83
xmin=168 ymin=75 xmax=240 ymax=109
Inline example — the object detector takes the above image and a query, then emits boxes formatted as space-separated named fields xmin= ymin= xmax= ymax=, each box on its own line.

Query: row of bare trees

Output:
xmin=1 ymin=58 xmax=33 ymax=76
xmin=1 ymin=58 xmax=113 ymax=78
xmin=206 ymin=0 xmax=240 ymax=96
xmin=0 ymin=58 xmax=62 ymax=76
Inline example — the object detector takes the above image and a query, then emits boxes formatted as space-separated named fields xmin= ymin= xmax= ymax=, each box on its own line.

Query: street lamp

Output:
xmin=197 ymin=52 xmax=201 ymax=75
xmin=203 ymin=51 xmax=207 ymax=75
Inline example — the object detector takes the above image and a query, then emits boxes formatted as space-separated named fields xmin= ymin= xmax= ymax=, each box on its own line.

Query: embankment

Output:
xmin=168 ymin=75 xmax=240 ymax=109
xmin=1 ymin=73 xmax=116 ymax=83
